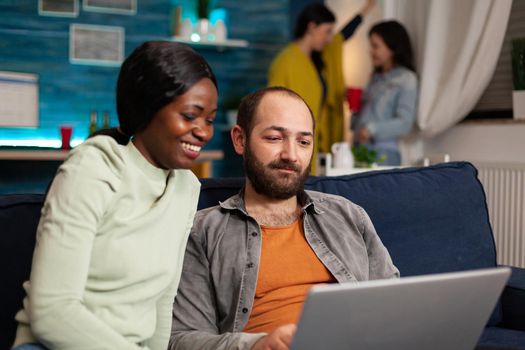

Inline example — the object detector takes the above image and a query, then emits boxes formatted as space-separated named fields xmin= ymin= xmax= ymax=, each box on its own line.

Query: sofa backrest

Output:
xmin=0 ymin=194 xmax=44 ymax=349
xmin=198 ymin=162 xmax=498 ymax=276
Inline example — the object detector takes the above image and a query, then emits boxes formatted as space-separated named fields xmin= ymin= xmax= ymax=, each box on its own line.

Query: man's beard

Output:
xmin=244 ymin=144 xmax=310 ymax=200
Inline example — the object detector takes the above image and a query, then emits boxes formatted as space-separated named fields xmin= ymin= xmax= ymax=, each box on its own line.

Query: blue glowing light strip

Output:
xmin=0 ymin=139 xmax=84 ymax=148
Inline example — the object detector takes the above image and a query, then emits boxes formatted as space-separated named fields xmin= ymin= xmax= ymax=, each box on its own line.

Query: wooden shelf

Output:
xmin=0 ymin=149 xmax=69 ymax=161
xmin=170 ymin=36 xmax=248 ymax=50
xmin=195 ymin=150 xmax=224 ymax=163
xmin=0 ymin=149 xmax=224 ymax=163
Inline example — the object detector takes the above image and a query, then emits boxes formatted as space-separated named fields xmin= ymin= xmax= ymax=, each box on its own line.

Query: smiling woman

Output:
xmin=11 ymin=41 xmax=218 ymax=350
xmin=133 ymin=77 xmax=217 ymax=169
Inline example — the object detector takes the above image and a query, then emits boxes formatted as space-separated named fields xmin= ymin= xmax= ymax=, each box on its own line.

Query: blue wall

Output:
xmin=0 ymin=0 xmax=173 ymax=145
xmin=0 ymin=0 xmax=291 ymax=191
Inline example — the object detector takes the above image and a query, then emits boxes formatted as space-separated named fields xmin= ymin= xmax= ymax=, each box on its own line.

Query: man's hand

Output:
xmin=251 ymin=324 xmax=297 ymax=350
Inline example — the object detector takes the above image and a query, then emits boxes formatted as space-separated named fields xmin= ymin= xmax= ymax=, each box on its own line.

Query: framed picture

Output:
xmin=69 ymin=24 xmax=124 ymax=67
xmin=39 ymin=0 xmax=79 ymax=17
xmin=0 ymin=71 xmax=39 ymax=127
xmin=83 ymin=0 xmax=137 ymax=15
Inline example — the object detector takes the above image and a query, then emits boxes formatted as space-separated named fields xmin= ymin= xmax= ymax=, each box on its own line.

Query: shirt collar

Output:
xmin=219 ymin=188 xmax=321 ymax=215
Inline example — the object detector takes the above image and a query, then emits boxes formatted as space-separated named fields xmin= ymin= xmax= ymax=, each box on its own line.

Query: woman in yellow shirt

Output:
xmin=268 ymin=0 xmax=376 ymax=159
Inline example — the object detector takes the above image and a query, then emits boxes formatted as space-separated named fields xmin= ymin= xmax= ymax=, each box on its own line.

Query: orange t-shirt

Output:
xmin=243 ymin=219 xmax=336 ymax=334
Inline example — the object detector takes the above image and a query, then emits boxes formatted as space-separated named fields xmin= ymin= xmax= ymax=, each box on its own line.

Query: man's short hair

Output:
xmin=236 ymin=86 xmax=315 ymax=137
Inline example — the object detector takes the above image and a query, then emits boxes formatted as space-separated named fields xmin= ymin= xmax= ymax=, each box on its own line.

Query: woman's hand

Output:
xmin=251 ymin=324 xmax=297 ymax=350
xmin=356 ymin=127 xmax=372 ymax=144
xmin=361 ymin=0 xmax=377 ymax=17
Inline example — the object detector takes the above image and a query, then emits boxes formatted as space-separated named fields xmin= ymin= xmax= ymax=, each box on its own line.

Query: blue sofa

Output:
xmin=1 ymin=162 xmax=524 ymax=349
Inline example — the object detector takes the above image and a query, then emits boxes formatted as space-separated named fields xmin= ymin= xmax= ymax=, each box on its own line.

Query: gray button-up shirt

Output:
xmin=169 ymin=190 xmax=399 ymax=350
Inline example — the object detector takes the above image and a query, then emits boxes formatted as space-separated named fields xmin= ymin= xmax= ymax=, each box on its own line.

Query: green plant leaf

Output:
xmin=351 ymin=145 xmax=387 ymax=166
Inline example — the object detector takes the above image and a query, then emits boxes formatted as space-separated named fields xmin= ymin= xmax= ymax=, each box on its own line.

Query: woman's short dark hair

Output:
xmin=294 ymin=3 xmax=336 ymax=39
xmin=369 ymin=20 xmax=415 ymax=72
xmin=237 ymin=86 xmax=315 ymax=138
xmin=116 ymin=41 xmax=217 ymax=137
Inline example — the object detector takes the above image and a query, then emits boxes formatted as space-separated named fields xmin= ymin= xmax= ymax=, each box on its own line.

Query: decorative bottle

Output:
xmin=89 ymin=110 xmax=98 ymax=136
xmin=102 ymin=111 xmax=110 ymax=129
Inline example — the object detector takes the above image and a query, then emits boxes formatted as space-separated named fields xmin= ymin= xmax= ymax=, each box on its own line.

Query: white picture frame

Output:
xmin=83 ymin=0 xmax=137 ymax=15
xmin=39 ymin=0 xmax=79 ymax=18
xmin=0 ymin=71 xmax=39 ymax=128
xmin=69 ymin=24 xmax=124 ymax=67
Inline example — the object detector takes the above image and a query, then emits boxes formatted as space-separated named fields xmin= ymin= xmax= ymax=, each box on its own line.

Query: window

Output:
xmin=468 ymin=0 xmax=525 ymax=119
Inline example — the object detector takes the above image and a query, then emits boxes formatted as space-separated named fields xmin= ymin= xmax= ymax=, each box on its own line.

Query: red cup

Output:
xmin=346 ymin=87 xmax=363 ymax=113
xmin=60 ymin=125 xmax=73 ymax=150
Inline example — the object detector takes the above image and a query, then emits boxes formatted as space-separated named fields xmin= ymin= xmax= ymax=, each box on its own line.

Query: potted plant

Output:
xmin=512 ymin=38 xmax=525 ymax=120
xmin=351 ymin=145 xmax=386 ymax=168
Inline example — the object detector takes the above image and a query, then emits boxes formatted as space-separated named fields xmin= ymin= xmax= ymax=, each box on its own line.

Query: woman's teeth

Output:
xmin=181 ymin=142 xmax=201 ymax=152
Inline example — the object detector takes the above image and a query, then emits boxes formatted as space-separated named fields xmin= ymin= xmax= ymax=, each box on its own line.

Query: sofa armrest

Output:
xmin=500 ymin=266 xmax=525 ymax=331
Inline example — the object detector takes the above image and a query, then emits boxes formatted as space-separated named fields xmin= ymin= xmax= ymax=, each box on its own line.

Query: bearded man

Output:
xmin=169 ymin=87 xmax=399 ymax=350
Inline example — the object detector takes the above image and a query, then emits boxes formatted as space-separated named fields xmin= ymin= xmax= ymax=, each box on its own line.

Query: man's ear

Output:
xmin=230 ymin=125 xmax=246 ymax=156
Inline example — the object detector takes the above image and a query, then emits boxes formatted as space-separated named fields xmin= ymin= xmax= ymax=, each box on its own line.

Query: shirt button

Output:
xmin=251 ymin=232 xmax=258 ymax=237
xmin=242 ymin=308 xmax=249 ymax=313
xmin=247 ymin=262 xmax=254 ymax=268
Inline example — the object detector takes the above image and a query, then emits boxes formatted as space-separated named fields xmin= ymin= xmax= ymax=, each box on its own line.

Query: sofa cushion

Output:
xmin=198 ymin=177 xmax=244 ymax=210
xmin=479 ymin=327 xmax=525 ymax=349
xmin=500 ymin=267 xmax=525 ymax=330
xmin=0 ymin=194 xmax=45 ymax=350
xmin=307 ymin=162 xmax=497 ymax=275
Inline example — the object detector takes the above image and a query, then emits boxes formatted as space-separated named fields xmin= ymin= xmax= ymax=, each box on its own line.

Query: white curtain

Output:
xmin=385 ymin=0 xmax=512 ymax=162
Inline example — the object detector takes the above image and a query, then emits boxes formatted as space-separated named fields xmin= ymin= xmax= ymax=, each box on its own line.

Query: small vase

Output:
xmin=513 ymin=90 xmax=525 ymax=120
xmin=196 ymin=18 xmax=210 ymax=41
xmin=214 ymin=19 xmax=227 ymax=42
xmin=179 ymin=18 xmax=193 ymax=39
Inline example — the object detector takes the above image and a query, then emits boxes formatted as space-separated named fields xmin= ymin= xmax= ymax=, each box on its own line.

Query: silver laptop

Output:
xmin=290 ymin=267 xmax=511 ymax=350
